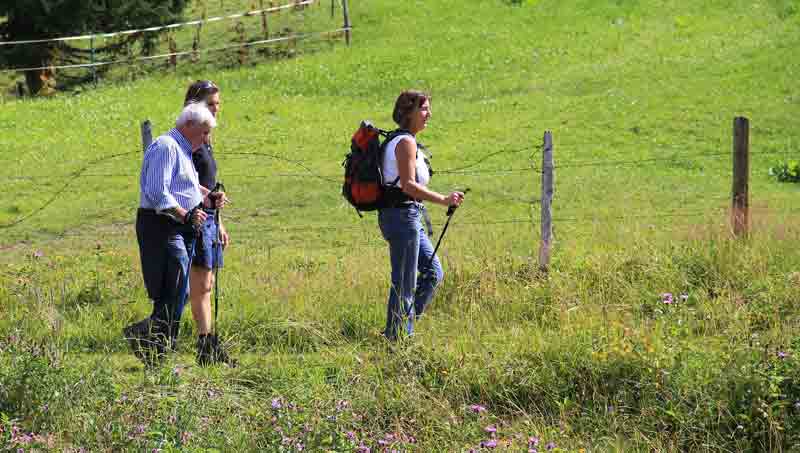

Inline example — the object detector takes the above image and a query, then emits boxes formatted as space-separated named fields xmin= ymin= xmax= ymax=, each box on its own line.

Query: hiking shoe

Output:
xmin=196 ymin=334 xmax=237 ymax=367
xmin=123 ymin=317 xmax=167 ymax=367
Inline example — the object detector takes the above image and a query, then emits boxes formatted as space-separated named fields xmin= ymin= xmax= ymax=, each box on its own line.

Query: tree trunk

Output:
xmin=24 ymin=69 xmax=47 ymax=96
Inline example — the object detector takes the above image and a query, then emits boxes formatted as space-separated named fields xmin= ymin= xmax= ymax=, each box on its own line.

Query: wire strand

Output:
xmin=0 ymin=0 xmax=320 ymax=47
xmin=0 ymin=27 xmax=350 ymax=73
xmin=0 ymin=151 xmax=139 ymax=229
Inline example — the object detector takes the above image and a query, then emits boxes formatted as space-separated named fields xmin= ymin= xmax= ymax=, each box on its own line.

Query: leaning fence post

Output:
xmin=538 ymin=131 xmax=554 ymax=272
xmin=341 ymin=0 xmax=351 ymax=45
xmin=141 ymin=120 xmax=153 ymax=152
xmin=732 ymin=117 xmax=749 ymax=238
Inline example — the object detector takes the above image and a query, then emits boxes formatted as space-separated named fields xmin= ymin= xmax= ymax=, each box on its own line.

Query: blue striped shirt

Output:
xmin=139 ymin=128 xmax=203 ymax=212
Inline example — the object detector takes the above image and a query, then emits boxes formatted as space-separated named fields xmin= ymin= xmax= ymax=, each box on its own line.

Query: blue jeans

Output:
xmin=136 ymin=209 xmax=196 ymax=338
xmin=378 ymin=203 xmax=444 ymax=340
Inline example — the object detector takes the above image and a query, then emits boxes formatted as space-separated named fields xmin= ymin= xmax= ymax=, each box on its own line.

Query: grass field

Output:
xmin=2 ymin=0 xmax=800 ymax=451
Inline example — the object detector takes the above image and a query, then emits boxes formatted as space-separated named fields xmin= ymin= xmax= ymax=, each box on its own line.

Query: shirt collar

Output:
xmin=168 ymin=128 xmax=194 ymax=156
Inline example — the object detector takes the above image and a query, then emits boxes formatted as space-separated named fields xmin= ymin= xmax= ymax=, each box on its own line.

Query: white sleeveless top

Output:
xmin=382 ymin=134 xmax=431 ymax=187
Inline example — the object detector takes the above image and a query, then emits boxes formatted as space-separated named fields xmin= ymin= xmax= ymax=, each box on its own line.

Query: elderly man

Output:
xmin=124 ymin=101 xmax=225 ymax=366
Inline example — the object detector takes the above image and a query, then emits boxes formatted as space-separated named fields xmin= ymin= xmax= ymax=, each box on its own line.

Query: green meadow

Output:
xmin=2 ymin=0 xmax=800 ymax=451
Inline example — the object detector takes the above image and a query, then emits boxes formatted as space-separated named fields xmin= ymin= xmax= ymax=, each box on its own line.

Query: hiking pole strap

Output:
xmin=421 ymin=204 xmax=434 ymax=237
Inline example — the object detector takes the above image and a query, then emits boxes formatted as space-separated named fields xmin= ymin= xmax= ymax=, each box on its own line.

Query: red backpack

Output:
xmin=342 ymin=121 xmax=411 ymax=215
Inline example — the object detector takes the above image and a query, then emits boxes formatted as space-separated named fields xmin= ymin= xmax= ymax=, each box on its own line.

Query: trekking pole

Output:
xmin=209 ymin=182 xmax=226 ymax=336
xmin=429 ymin=188 xmax=470 ymax=263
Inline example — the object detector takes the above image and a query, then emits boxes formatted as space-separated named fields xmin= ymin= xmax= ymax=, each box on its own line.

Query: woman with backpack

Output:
xmin=183 ymin=80 xmax=235 ymax=366
xmin=379 ymin=90 xmax=464 ymax=341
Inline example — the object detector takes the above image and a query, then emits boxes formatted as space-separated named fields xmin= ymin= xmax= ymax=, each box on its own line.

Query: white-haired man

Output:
xmin=124 ymin=102 xmax=226 ymax=366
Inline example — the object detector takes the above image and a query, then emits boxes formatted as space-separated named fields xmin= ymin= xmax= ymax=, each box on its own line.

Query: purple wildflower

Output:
xmin=546 ymin=441 xmax=556 ymax=450
xmin=481 ymin=439 xmax=498 ymax=449
xmin=271 ymin=398 xmax=282 ymax=409
xmin=484 ymin=425 xmax=497 ymax=434
xmin=469 ymin=404 xmax=487 ymax=413
xmin=345 ymin=431 xmax=356 ymax=440
xmin=528 ymin=436 xmax=540 ymax=447
xmin=661 ymin=293 xmax=673 ymax=304
xmin=33 ymin=250 xmax=44 ymax=258
xmin=356 ymin=444 xmax=371 ymax=453
xmin=778 ymin=351 xmax=788 ymax=359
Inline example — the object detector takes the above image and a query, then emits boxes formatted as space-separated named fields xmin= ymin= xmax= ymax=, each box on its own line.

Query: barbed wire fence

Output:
xmin=2 ymin=115 xmax=792 ymax=271
xmin=0 ymin=0 xmax=352 ymax=95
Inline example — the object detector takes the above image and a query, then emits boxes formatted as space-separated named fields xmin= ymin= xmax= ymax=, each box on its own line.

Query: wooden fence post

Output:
xmin=141 ymin=120 xmax=153 ymax=152
xmin=342 ymin=0 xmax=351 ymax=45
xmin=538 ymin=131 xmax=554 ymax=272
xmin=192 ymin=24 xmax=202 ymax=63
xmin=194 ymin=0 xmax=206 ymax=64
xmin=90 ymin=35 xmax=97 ymax=87
xmin=236 ymin=21 xmax=248 ymax=65
xmin=732 ymin=117 xmax=749 ymax=238
xmin=168 ymin=33 xmax=178 ymax=70
xmin=260 ymin=0 xmax=270 ymax=40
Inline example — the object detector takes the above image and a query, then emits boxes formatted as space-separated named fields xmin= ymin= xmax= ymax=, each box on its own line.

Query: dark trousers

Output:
xmin=136 ymin=209 xmax=196 ymax=340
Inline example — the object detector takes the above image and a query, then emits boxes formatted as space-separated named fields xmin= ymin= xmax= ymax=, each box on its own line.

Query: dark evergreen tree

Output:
xmin=0 ymin=0 xmax=189 ymax=95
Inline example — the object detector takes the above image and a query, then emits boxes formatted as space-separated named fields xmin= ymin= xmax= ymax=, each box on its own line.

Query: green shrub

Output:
xmin=769 ymin=160 xmax=800 ymax=182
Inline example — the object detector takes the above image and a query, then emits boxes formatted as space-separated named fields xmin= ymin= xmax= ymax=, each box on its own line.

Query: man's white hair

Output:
xmin=175 ymin=101 xmax=217 ymax=128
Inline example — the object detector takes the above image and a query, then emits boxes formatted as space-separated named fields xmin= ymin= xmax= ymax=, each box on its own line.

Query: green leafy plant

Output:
xmin=769 ymin=160 xmax=800 ymax=182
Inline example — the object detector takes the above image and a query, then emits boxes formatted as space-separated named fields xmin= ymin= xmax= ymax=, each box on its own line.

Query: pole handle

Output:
xmin=446 ymin=187 xmax=470 ymax=216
